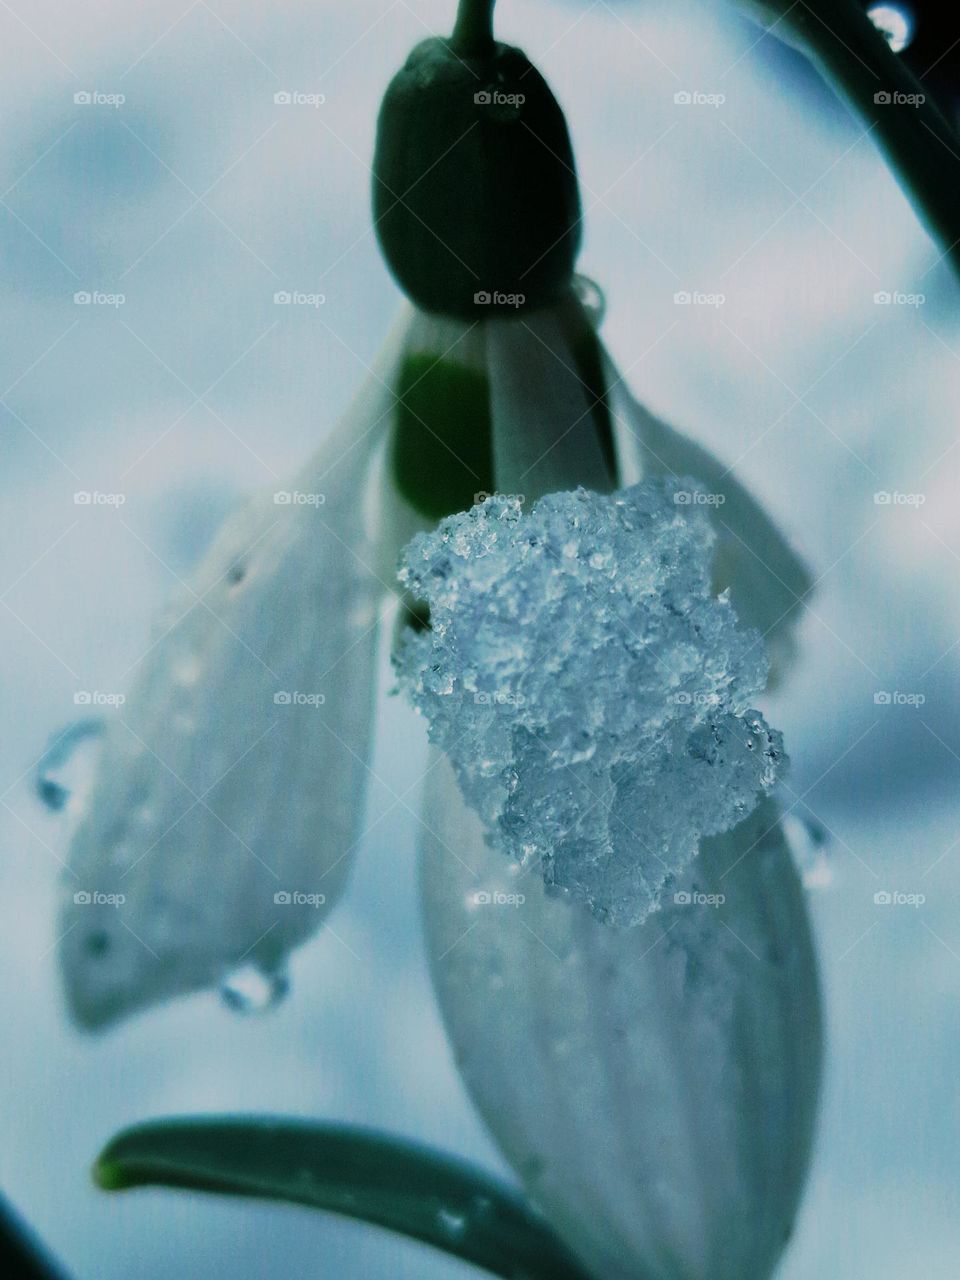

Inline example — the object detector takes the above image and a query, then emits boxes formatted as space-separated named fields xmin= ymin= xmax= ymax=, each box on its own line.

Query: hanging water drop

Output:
xmin=783 ymin=812 xmax=834 ymax=891
xmin=572 ymin=274 xmax=606 ymax=328
xmin=866 ymin=4 xmax=914 ymax=54
xmin=35 ymin=719 xmax=105 ymax=813
xmin=469 ymin=1194 xmax=493 ymax=1223
xmin=435 ymin=1207 xmax=468 ymax=1239
xmin=220 ymin=963 xmax=289 ymax=1014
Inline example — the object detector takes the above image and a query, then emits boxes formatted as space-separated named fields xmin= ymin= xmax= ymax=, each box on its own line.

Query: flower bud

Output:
xmin=373 ymin=37 xmax=581 ymax=317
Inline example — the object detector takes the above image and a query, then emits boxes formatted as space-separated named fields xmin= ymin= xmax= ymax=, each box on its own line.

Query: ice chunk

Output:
xmin=395 ymin=481 xmax=786 ymax=926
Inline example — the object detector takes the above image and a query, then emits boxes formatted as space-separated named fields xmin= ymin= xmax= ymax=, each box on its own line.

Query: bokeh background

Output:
xmin=2 ymin=0 xmax=959 ymax=1275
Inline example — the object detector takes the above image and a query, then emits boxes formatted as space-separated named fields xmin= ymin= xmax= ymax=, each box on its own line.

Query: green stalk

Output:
xmin=451 ymin=0 xmax=497 ymax=57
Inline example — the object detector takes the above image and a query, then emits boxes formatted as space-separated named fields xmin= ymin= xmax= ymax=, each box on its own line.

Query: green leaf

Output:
xmin=95 ymin=1117 xmax=594 ymax=1280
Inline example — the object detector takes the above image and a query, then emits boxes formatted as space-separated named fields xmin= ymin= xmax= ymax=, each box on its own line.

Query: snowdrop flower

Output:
xmin=378 ymin=7 xmax=822 ymax=1278
xmin=66 ymin=4 xmax=824 ymax=1275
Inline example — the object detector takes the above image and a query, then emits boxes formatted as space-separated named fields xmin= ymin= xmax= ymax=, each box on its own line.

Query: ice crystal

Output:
xmin=395 ymin=480 xmax=786 ymax=925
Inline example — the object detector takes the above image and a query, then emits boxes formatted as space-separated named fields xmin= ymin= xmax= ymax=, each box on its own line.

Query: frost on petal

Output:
xmin=395 ymin=480 xmax=786 ymax=926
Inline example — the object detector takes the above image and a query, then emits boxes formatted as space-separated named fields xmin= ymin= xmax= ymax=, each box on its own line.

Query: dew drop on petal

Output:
xmin=84 ymin=929 xmax=112 ymax=959
xmin=35 ymin=719 xmax=105 ymax=814
xmin=783 ymin=812 xmax=834 ymax=891
xmin=572 ymin=274 xmax=606 ymax=327
xmin=470 ymin=1195 xmax=494 ymax=1223
xmin=220 ymin=963 xmax=289 ymax=1014
xmin=801 ymin=854 xmax=834 ymax=891
xmin=173 ymin=654 xmax=203 ymax=686
xmin=435 ymin=1208 xmax=468 ymax=1239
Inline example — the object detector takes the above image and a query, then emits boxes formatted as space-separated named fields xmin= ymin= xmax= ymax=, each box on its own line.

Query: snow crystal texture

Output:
xmin=395 ymin=481 xmax=786 ymax=926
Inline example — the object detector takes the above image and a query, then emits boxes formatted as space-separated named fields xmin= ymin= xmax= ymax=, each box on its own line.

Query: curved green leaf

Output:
xmin=95 ymin=1117 xmax=593 ymax=1280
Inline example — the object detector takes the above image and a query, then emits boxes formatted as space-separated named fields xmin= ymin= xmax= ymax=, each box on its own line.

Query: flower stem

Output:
xmin=451 ymin=0 xmax=497 ymax=58
xmin=779 ymin=0 xmax=960 ymax=275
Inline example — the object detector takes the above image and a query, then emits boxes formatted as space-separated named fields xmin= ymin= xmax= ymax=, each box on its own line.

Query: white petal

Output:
xmin=419 ymin=753 xmax=821 ymax=1280
xmin=61 ymin=309 xmax=420 ymax=1029
xmin=486 ymin=308 xmax=612 ymax=499
xmin=605 ymin=354 xmax=811 ymax=682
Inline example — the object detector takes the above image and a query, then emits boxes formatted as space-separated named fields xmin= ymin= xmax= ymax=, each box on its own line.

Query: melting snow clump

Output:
xmin=395 ymin=481 xmax=785 ymax=926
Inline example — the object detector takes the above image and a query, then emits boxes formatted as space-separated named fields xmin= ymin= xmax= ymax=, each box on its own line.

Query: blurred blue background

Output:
xmin=1 ymin=0 xmax=959 ymax=1275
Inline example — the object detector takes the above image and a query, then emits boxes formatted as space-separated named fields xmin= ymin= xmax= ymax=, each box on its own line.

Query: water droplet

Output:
xmin=470 ymin=1195 xmax=493 ymax=1222
xmin=573 ymin=274 xmax=606 ymax=328
xmin=85 ymin=929 xmax=112 ymax=959
xmin=801 ymin=855 xmax=833 ymax=890
xmin=867 ymin=4 xmax=913 ymax=53
xmin=783 ymin=813 xmax=834 ymax=891
xmin=35 ymin=719 xmax=105 ymax=814
xmin=220 ymin=963 xmax=289 ymax=1014
xmin=173 ymin=654 xmax=203 ymax=686
xmin=435 ymin=1207 xmax=467 ymax=1239
xmin=131 ymin=802 xmax=155 ymax=829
